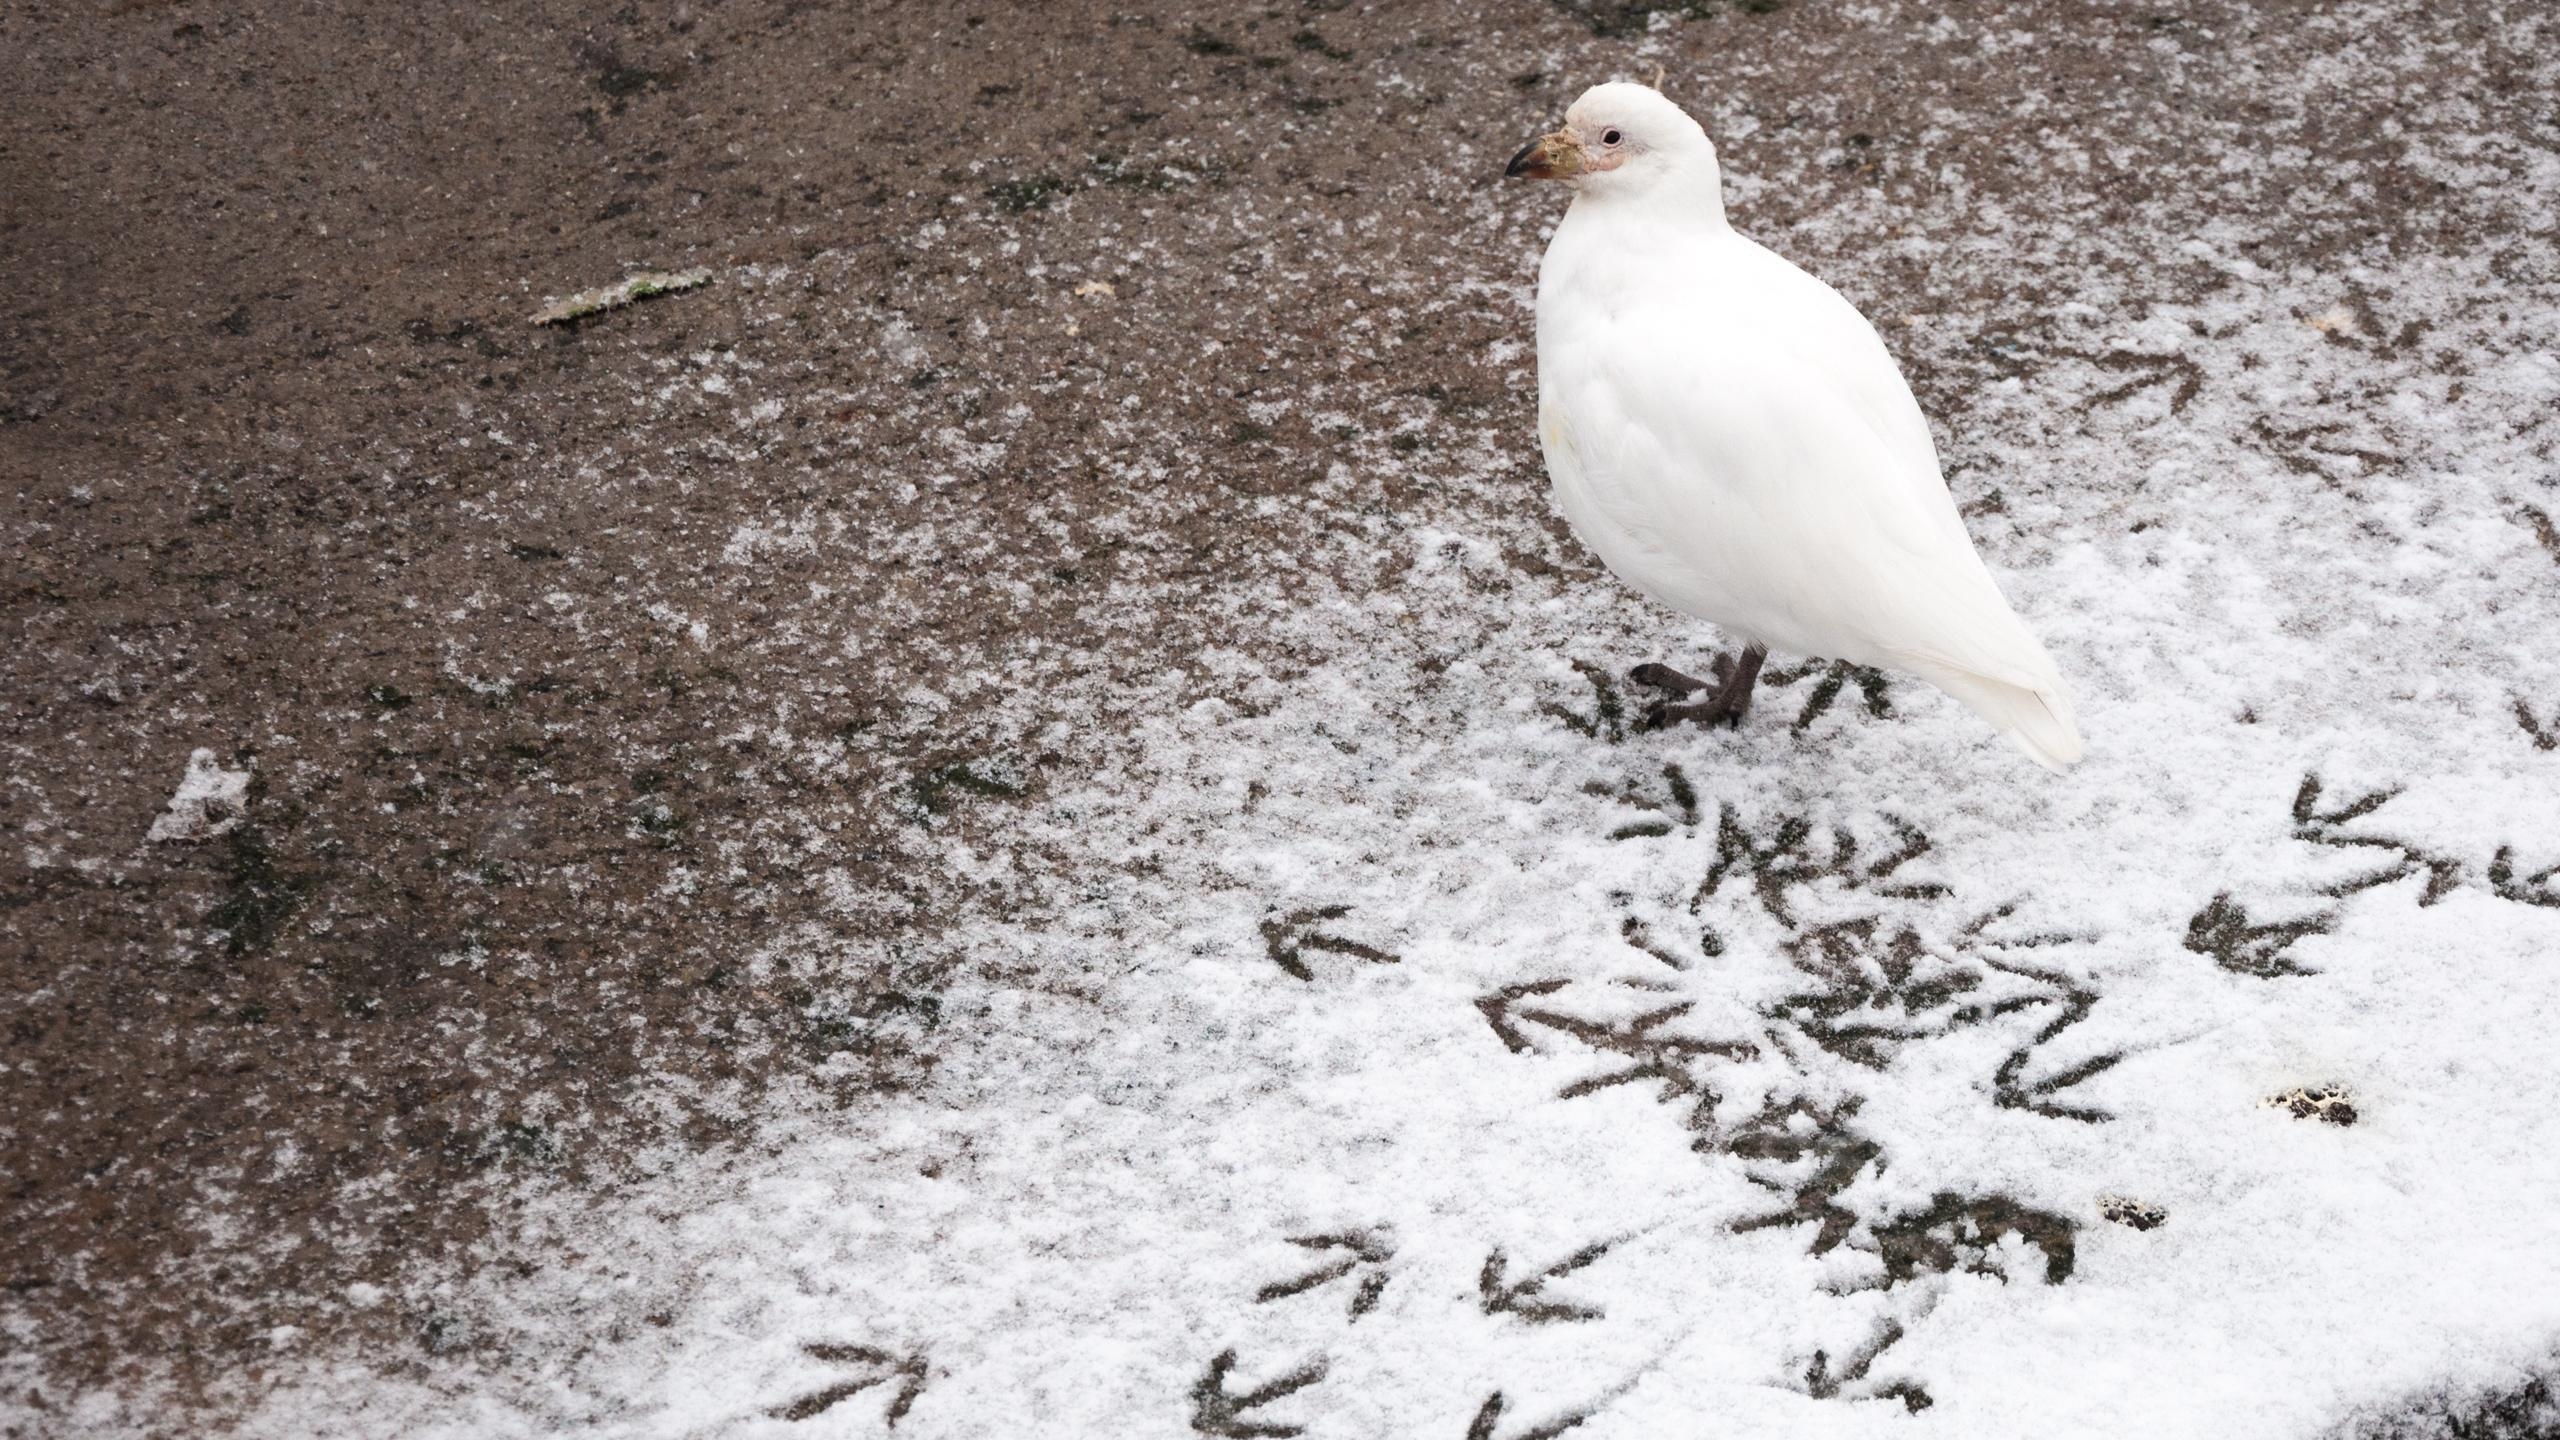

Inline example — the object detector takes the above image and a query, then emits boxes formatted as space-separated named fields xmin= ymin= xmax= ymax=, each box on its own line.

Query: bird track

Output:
xmin=769 ymin=1343 xmax=928 ymax=1426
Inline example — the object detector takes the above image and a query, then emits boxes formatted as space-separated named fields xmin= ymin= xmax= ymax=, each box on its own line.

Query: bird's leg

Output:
xmin=1638 ymin=646 xmax=1767 ymax=730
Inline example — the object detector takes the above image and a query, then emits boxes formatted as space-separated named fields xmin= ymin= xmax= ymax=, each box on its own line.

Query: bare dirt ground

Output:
xmin=3 ymin=0 xmax=2555 ymax=1433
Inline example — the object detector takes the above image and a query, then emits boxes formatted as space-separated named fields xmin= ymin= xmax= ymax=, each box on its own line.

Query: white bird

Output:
xmin=1506 ymin=82 xmax=2084 ymax=772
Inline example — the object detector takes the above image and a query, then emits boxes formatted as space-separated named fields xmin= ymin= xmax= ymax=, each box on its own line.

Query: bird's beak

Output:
xmin=1504 ymin=130 xmax=1585 ymax=181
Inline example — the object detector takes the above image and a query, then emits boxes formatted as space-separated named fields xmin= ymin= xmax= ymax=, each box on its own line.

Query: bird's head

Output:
xmin=1504 ymin=82 xmax=1720 ymax=205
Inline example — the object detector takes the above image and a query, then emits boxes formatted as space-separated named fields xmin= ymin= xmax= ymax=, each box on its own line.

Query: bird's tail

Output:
xmin=1913 ymin=664 xmax=2086 ymax=774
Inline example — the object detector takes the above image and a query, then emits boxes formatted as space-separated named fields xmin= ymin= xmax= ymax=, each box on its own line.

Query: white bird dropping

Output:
xmin=1507 ymin=82 xmax=2085 ymax=772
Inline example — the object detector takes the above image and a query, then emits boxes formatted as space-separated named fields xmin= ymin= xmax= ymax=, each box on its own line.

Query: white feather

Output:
xmin=1529 ymin=83 xmax=2084 ymax=771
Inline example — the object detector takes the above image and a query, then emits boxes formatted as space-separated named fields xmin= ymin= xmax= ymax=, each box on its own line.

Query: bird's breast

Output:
xmin=1532 ymin=263 xmax=1870 ymax=652
xmin=1538 ymin=379 xmax=1770 ymax=640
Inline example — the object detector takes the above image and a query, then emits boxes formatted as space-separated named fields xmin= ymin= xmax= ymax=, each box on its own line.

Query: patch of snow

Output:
xmin=144 ymin=749 xmax=250 ymax=843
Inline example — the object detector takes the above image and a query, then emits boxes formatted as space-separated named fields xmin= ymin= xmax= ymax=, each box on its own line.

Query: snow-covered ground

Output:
xmin=231 ymin=167 xmax=2560 ymax=1440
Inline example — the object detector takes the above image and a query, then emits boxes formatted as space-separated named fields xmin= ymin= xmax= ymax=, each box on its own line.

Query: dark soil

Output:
xmin=2 ymin=0 xmax=2551 ymax=1429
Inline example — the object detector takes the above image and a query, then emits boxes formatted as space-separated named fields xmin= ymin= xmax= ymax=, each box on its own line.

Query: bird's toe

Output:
xmin=1628 ymin=662 xmax=1707 ymax=695
xmin=1636 ymin=696 xmax=1751 ymax=731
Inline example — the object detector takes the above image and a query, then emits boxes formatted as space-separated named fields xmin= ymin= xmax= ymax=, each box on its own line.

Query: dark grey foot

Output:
xmin=1636 ymin=646 xmax=1767 ymax=731
xmin=1628 ymin=661 xmax=1714 ymax=695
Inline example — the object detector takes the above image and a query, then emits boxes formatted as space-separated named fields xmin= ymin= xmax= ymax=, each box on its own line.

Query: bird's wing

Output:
xmin=1714 ymin=238 xmax=1984 ymax=561
xmin=1550 ymin=244 xmax=2063 ymax=694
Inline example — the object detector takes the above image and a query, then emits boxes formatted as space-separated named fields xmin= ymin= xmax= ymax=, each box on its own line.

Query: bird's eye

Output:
xmin=1602 ymin=128 xmax=1623 ymax=145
